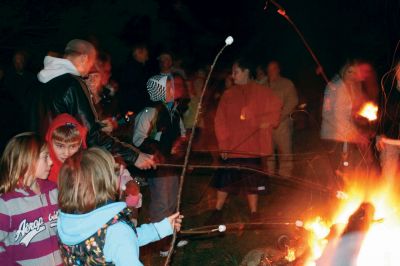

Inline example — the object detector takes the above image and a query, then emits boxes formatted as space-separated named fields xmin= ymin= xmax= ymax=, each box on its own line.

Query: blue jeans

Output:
xmin=148 ymin=175 xmax=179 ymax=222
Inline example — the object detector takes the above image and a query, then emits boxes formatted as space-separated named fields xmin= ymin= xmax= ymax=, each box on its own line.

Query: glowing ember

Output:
xmin=285 ymin=247 xmax=296 ymax=262
xmin=358 ymin=102 xmax=378 ymax=121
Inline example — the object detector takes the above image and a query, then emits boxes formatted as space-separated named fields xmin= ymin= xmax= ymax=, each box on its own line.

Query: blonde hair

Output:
xmin=0 ymin=132 xmax=47 ymax=193
xmin=58 ymin=147 xmax=118 ymax=214
xmin=52 ymin=124 xmax=82 ymax=143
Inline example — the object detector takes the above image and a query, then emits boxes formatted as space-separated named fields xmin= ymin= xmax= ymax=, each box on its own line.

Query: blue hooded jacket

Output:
xmin=57 ymin=202 xmax=173 ymax=266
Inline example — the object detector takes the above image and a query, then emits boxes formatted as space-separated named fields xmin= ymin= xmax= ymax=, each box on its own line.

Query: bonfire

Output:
xmin=303 ymin=177 xmax=400 ymax=266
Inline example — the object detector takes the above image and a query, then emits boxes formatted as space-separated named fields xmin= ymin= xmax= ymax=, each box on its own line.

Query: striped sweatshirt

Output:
xmin=0 ymin=179 xmax=62 ymax=265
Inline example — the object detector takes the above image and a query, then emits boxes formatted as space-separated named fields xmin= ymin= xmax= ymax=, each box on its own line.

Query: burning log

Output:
xmin=315 ymin=202 xmax=376 ymax=266
xmin=342 ymin=202 xmax=375 ymax=235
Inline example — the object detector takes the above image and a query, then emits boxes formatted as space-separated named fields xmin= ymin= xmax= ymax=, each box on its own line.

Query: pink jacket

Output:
xmin=0 ymin=179 xmax=62 ymax=265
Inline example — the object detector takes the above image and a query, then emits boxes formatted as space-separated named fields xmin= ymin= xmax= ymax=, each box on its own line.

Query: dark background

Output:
xmin=1 ymin=0 xmax=399 ymax=102
xmin=0 ymin=2 xmax=398 ymax=264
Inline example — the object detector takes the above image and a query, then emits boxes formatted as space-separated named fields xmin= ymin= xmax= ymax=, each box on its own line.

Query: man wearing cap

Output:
xmin=31 ymin=39 xmax=155 ymax=169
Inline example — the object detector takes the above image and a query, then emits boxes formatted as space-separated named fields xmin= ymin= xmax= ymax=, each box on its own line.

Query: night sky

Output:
xmin=1 ymin=0 xmax=399 ymax=257
xmin=1 ymin=0 xmax=399 ymax=90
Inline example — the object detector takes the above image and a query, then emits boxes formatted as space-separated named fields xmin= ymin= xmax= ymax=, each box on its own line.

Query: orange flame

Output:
xmin=304 ymin=174 xmax=400 ymax=265
xmin=358 ymin=102 xmax=378 ymax=121
xmin=304 ymin=217 xmax=330 ymax=265
xmin=285 ymin=247 xmax=296 ymax=262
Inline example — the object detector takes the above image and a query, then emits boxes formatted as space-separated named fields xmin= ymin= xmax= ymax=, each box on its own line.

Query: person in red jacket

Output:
xmin=46 ymin=113 xmax=143 ymax=218
xmin=208 ymin=58 xmax=282 ymax=223
xmin=45 ymin=113 xmax=87 ymax=183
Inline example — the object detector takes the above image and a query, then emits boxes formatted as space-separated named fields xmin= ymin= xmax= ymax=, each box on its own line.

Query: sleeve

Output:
xmin=264 ymin=90 xmax=283 ymax=128
xmin=280 ymin=81 xmax=298 ymax=120
xmin=335 ymin=86 xmax=353 ymax=131
xmin=179 ymin=118 xmax=186 ymax=137
xmin=117 ymin=64 xmax=140 ymax=114
xmin=136 ymin=218 xmax=173 ymax=246
xmin=214 ymin=92 xmax=230 ymax=148
xmin=132 ymin=108 xmax=157 ymax=147
xmin=104 ymin=223 xmax=142 ymax=266
xmin=104 ymin=219 xmax=173 ymax=265
xmin=321 ymin=84 xmax=333 ymax=121
xmin=63 ymin=79 xmax=140 ymax=164
xmin=0 ymin=199 xmax=11 ymax=264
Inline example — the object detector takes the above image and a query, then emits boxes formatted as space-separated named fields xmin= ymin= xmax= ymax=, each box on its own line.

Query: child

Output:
xmin=47 ymin=113 xmax=142 ymax=214
xmin=45 ymin=113 xmax=87 ymax=183
xmin=132 ymin=74 xmax=187 ymax=256
xmin=57 ymin=147 xmax=183 ymax=266
xmin=0 ymin=132 xmax=61 ymax=265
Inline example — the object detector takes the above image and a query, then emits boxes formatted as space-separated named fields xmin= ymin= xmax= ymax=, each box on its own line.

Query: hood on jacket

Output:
xmin=38 ymin=56 xmax=80 ymax=83
xmin=57 ymin=202 xmax=126 ymax=245
xmin=45 ymin=113 xmax=88 ymax=183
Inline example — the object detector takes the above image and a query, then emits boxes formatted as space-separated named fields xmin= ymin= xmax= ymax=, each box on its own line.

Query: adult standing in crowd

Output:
xmin=158 ymin=52 xmax=188 ymax=80
xmin=255 ymin=65 xmax=268 ymax=85
xmin=118 ymin=43 xmax=152 ymax=114
xmin=86 ymin=52 xmax=120 ymax=133
xmin=321 ymin=60 xmax=371 ymax=176
xmin=3 ymin=51 xmax=38 ymax=131
xmin=263 ymin=61 xmax=298 ymax=177
xmin=208 ymin=58 xmax=282 ymax=223
xmin=159 ymin=52 xmax=174 ymax=75
xmin=31 ymin=39 xmax=155 ymax=170
xmin=358 ymin=60 xmax=379 ymax=104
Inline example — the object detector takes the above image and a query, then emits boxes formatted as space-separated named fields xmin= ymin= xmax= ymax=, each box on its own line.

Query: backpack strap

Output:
xmin=59 ymin=207 xmax=137 ymax=266
xmin=107 ymin=207 xmax=138 ymax=237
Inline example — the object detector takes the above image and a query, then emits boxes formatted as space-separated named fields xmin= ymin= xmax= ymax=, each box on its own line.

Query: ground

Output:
xmin=136 ymin=113 xmax=347 ymax=265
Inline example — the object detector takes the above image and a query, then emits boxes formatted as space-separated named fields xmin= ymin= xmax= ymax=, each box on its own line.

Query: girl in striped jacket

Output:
xmin=0 ymin=132 xmax=61 ymax=265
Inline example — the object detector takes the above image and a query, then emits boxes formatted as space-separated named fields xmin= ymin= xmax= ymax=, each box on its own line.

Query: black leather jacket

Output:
xmin=30 ymin=73 xmax=139 ymax=163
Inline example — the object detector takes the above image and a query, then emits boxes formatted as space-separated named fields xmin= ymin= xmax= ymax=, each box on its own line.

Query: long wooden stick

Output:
xmin=157 ymin=163 xmax=337 ymax=196
xmin=164 ymin=38 xmax=233 ymax=265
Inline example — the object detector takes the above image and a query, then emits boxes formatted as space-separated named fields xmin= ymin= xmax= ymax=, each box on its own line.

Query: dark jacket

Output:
xmin=140 ymin=102 xmax=183 ymax=156
xmin=117 ymin=58 xmax=152 ymax=114
xmin=31 ymin=72 xmax=139 ymax=164
xmin=132 ymin=102 xmax=185 ymax=176
xmin=3 ymin=68 xmax=38 ymax=131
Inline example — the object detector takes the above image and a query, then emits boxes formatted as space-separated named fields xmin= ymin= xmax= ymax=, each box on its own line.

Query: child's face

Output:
xmin=52 ymin=140 xmax=81 ymax=162
xmin=35 ymin=150 xmax=53 ymax=180
xmin=165 ymin=77 xmax=184 ymax=102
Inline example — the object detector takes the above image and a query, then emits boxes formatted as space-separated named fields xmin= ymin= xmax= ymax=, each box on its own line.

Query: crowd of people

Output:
xmin=0 ymin=37 xmax=399 ymax=265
